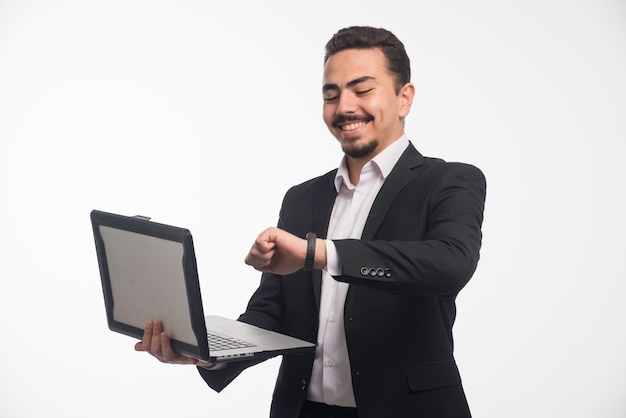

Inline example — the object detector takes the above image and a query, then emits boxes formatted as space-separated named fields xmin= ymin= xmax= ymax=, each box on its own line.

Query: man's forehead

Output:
xmin=322 ymin=48 xmax=388 ymax=87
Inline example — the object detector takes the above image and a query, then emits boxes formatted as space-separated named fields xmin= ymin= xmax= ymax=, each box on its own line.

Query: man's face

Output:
xmin=322 ymin=48 xmax=413 ymax=161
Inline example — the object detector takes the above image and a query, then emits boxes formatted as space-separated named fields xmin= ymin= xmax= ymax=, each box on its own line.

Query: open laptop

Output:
xmin=90 ymin=209 xmax=315 ymax=363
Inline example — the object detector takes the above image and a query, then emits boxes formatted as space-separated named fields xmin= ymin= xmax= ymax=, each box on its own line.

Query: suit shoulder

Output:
xmin=284 ymin=169 xmax=337 ymax=197
xmin=422 ymin=157 xmax=486 ymax=183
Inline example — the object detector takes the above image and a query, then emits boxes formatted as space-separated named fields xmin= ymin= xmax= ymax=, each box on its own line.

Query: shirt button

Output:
xmin=329 ymin=314 xmax=336 ymax=323
xmin=327 ymin=359 xmax=336 ymax=367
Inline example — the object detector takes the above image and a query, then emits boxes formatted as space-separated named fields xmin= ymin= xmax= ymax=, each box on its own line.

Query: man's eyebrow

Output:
xmin=322 ymin=76 xmax=376 ymax=93
xmin=322 ymin=83 xmax=339 ymax=93
xmin=346 ymin=76 xmax=376 ymax=88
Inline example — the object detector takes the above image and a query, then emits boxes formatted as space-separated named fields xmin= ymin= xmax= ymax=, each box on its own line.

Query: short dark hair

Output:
xmin=324 ymin=26 xmax=411 ymax=94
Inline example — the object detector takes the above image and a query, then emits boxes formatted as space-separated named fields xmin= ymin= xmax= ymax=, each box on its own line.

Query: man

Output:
xmin=137 ymin=26 xmax=486 ymax=417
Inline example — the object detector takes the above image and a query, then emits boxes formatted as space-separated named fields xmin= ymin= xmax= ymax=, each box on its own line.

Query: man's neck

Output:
xmin=344 ymin=135 xmax=404 ymax=184
xmin=345 ymin=157 xmax=369 ymax=185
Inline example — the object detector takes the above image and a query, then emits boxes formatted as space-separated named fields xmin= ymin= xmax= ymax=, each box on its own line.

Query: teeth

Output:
xmin=342 ymin=121 xmax=366 ymax=131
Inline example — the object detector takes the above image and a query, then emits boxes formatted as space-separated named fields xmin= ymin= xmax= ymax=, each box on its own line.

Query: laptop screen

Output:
xmin=98 ymin=225 xmax=196 ymax=345
xmin=91 ymin=210 xmax=210 ymax=360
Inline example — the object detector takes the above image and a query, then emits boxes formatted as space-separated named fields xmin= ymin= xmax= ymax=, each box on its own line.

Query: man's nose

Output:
xmin=336 ymin=92 xmax=357 ymax=115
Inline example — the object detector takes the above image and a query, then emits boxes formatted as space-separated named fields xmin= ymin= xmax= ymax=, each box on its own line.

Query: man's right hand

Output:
xmin=134 ymin=320 xmax=215 ymax=369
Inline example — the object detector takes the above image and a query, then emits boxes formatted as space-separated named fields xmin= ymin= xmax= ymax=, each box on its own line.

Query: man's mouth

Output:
xmin=340 ymin=121 xmax=368 ymax=131
xmin=333 ymin=114 xmax=373 ymax=131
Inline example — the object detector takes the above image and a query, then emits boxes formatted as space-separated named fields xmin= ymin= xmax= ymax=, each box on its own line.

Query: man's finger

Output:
xmin=150 ymin=320 xmax=164 ymax=358
xmin=138 ymin=320 xmax=154 ymax=352
xmin=160 ymin=331 xmax=178 ymax=362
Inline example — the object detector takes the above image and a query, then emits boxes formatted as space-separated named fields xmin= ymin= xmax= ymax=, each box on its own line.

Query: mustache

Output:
xmin=331 ymin=113 xmax=373 ymax=128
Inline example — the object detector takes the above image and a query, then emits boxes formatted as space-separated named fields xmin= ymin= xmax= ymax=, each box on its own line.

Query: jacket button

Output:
xmin=301 ymin=379 xmax=307 ymax=390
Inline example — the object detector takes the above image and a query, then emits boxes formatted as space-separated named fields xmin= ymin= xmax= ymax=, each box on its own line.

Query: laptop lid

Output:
xmin=91 ymin=209 xmax=211 ymax=360
xmin=90 ymin=209 xmax=316 ymax=363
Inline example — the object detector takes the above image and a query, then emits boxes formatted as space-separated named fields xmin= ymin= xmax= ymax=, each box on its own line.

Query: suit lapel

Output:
xmin=361 ymin=143 xmax=424 ymax=240
xmin=308 ymin=144 xmax=423 ymax=311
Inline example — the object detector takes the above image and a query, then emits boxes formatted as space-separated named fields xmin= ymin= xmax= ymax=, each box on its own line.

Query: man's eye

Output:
xmin=323 ymin=95 xmax=339 ymax=103
xmin=356 ymin=88 xmax=373 ymax=96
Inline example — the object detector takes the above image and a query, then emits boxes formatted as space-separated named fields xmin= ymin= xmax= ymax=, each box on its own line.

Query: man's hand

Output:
xmin=134 ymin=320 xmax=215 ymax=369
xmin=244 ymin=227 xmax=326 ymax=275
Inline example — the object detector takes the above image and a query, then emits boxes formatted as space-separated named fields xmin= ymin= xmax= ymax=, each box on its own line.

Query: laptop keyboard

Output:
xmin=207 ymin=331 xmax=256 ymax=351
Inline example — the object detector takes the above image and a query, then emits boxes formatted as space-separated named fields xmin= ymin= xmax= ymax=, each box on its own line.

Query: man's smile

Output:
xmin=340 ymin=121 xmax=368 ymax=131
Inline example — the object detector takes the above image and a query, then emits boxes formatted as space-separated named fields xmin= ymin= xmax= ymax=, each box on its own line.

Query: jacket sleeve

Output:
xmin=195 ymin=271 xmax=285 ymax=392
xmin=333 ymin=162 xmax=486 ymax=296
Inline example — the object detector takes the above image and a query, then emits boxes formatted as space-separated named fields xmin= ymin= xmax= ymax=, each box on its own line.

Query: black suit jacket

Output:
xmin=199 ymin=143 xmax=486 ymax=418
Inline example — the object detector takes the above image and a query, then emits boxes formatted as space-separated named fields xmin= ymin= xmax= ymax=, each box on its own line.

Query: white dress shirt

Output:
xmin=306 ymin=135 xmax=409 ymax=407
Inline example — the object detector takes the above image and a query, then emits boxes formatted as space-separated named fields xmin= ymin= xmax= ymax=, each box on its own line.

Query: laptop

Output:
xmin=90 ymin=209 xmax=315 ymax=363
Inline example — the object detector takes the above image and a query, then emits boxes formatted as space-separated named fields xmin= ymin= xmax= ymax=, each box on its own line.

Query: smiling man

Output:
xmin=322 ymin=47 xmax=413 ymax=180
xmin=137 ymin=26 xmax=486 ymax=418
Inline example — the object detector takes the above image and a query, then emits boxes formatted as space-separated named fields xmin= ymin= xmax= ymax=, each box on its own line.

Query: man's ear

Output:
xmin=398 ymin=82 xmax=415 ymax=118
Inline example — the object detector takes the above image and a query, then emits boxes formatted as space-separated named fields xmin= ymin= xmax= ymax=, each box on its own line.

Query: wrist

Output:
xmin=303 ymin=233 xmax=328 ymax=271
xmin=313 ymin=238 xmax=327 ymax=270
xmin=304 ymin=232 xmax=316 ymax=271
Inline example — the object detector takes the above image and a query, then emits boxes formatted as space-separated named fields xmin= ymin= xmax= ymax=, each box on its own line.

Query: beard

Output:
xmin=341 ymin=137 xmax=379 ymax=159
xmin=332 ymin=113 xmax=378 ymax=159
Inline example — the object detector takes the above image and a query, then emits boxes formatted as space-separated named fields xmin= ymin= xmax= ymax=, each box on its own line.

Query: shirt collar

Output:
xmin=334 ymin=135 xmax=410 ymax=192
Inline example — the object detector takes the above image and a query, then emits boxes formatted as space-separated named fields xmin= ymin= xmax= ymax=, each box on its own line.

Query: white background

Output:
xmin=1 ymin=1 xmax=625 ymax=417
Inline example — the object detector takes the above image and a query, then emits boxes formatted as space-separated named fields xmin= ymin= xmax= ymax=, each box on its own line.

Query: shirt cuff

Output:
xmin=324 ymin=239 xmax=342 ymax=276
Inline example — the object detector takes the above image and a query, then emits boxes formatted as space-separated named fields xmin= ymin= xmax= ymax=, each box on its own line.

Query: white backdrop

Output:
xmin=1 ymin=1 xmax=625 ymax=417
